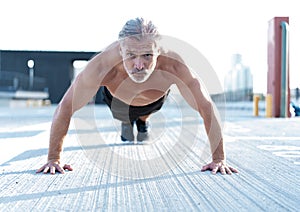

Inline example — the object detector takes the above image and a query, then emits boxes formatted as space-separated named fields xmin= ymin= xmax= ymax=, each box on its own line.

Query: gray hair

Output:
xmin=118 ymin=17 xmax=160 ymax=40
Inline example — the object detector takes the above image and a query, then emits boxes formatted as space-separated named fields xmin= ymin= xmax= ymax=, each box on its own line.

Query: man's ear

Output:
xmin=154 ymin=47 xmax=161 ymax=57
xmin=157 ymin=48 xmax=161 ymax=55
xmin=118 ymin=40 xmax=124 ymax=56
xmin=119 ymin=46 xmax=123 ymax=56
xmin=153 ymin=42 xmax=161 ymax=55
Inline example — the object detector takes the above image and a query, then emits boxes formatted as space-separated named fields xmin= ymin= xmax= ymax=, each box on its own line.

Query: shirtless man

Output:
xmin=37 ymin=17 xmax=238 ymax=175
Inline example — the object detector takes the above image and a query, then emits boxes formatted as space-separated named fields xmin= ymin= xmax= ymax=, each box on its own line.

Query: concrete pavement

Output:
xmin=0 ymin=101 xmax=299 ymax=211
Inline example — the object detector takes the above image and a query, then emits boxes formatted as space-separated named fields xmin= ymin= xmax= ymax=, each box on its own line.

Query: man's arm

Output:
xmin=36 ymin=66 xmax=101 ymax=174
xmin=170 ymin=55 xmax=238 ymax=175
xmin=37 ymin=42 xmax=121 ymax=174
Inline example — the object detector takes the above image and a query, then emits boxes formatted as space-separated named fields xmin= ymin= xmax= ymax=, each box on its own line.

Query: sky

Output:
xmin=0 ymin=0 xmax=299 ymax=93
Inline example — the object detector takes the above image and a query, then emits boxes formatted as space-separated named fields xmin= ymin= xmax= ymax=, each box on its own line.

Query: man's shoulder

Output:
xmin=159 ymin=49 xmax=180 ymax=59
xmin=158 ymin=49 xmax=185 ymax=65
xmin=90 ymin=42 xmax=122 ymax=66
xmin=157 ymin=50 xmax=186 ymax=73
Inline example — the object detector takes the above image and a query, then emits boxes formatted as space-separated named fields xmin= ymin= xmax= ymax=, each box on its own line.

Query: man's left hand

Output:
xmin=201 ymin=160 xmax=238 ymax=175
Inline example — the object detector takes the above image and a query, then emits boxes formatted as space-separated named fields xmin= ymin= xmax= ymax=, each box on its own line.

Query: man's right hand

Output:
xmin=36 ymin=160 xmax=73 ymax=175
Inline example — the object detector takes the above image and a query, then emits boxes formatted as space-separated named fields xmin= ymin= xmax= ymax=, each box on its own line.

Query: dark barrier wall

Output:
xmin=0 ymin=50 xmax=100 ymax=103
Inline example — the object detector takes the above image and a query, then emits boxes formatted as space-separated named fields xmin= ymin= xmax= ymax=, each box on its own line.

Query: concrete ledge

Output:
xmin=0 ymin=99 xmax=51 ymax=107
xmin=15 ymin=90 xmax=49 ymax=99
xmin=0 ymin=90 xmax=49 ymax=100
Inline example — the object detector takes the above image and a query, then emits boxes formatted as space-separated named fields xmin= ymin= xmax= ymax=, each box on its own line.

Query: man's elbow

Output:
xmin=56 ymin=95 xmax=74 ymax=118
xmin=198 ymin=100 xmax=213 ymax=120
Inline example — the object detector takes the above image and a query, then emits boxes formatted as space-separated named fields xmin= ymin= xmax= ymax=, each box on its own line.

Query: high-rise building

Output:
xmin=224 ymin=54 xmax=253 ymax=101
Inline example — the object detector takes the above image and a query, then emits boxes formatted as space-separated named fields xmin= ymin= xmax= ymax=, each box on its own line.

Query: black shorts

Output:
xmin=101 ymin=86 xmax=169 ymax=123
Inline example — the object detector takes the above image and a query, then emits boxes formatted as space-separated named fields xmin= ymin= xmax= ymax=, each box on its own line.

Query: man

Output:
xmin=37 ymin=17 xmax=238 ymax=175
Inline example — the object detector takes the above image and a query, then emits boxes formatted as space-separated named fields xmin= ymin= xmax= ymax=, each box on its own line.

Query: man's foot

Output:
xmin=121 ymin=122 xmax=134 ymax=141
xmin=136 ymin=119 xmax=149 ymax=142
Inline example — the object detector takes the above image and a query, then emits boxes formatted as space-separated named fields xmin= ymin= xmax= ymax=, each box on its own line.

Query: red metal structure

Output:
xmin=267 ymin=17 xmax=290 ymax=117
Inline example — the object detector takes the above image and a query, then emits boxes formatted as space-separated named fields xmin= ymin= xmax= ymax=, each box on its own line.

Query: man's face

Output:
xmin=120 ymin=37 xmax=160 ymax=83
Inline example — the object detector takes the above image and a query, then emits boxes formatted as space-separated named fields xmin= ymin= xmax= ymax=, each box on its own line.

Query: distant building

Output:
xmin=224 ymin=54 xmax=253 ymax=101
xmin=0 ymin=50 xmax=106 ymax=104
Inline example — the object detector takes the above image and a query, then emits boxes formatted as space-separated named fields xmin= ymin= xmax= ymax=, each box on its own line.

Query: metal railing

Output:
xmin=0 ymin=71 xmax=48 ymax=92
xmin=280 ymin=21 xmax=289 ymax=117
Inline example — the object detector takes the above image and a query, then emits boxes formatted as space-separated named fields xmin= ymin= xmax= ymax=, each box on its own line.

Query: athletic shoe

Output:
xmin=136 ymin=119 xmax=149 ymax=142
xmin=121 ymin=122 xmax=134 ymax=141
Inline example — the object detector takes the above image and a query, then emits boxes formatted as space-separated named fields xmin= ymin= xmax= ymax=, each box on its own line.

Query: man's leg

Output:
xmin=100 ymin=86 xmax=135 ymax=142
xmin=136 ymin=115 xmax=150 ymax=142
xmin=138 ymin=115 xmax=150 ymax=122
xmin=121 ymin=121 xmax=135 ymax=142
xmin=126 ymin=90 xmax=169 ymax=142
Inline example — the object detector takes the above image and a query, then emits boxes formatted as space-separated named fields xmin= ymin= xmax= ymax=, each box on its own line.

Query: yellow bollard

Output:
xmin=266 ymin=94 xmax=273 ymax=118
xmin=253 ymin=95 xmax=260 ymax=116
